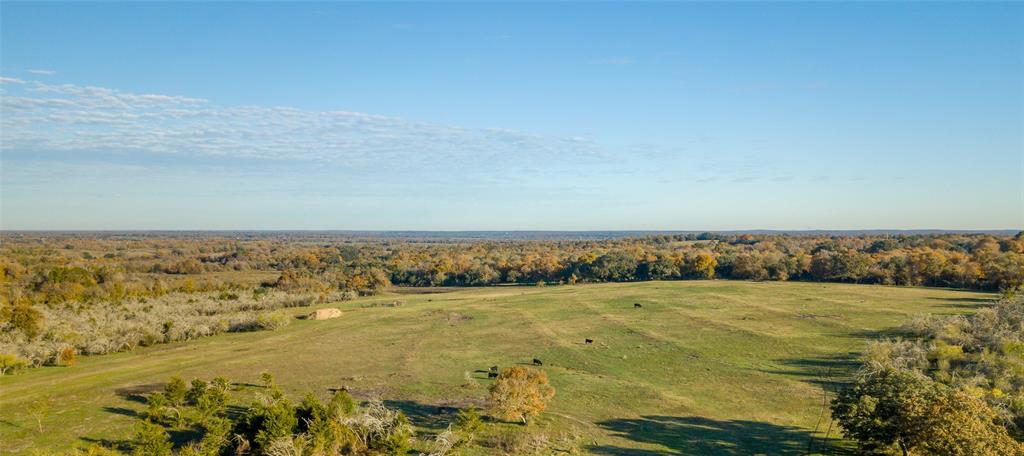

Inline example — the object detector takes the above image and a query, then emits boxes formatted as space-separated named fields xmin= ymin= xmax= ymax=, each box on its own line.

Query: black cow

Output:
xmin=487 ymin=372 xmax=498 ymax=378
xmin=532 ymin=358 xmax=543 ymax=366
xmin=585 ymin=338 xmax=593 ymax=344
xmin=489 ymin=365 xmax=498 ymax=372
xmin=634 ymin=303 xmax=643 ymax=308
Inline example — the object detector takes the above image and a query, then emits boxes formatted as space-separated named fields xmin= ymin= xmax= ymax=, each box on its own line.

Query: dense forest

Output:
xmin=1 ymin=232 xmax=1022 ymax=371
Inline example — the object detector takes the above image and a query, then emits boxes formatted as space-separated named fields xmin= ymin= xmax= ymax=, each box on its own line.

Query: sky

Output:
xmin=1 ymin=2 xmax=1022 ymax=231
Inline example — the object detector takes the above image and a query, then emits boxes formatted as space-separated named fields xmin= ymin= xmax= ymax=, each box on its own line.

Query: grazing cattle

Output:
xmin=634 ymin=303 xmax=642 ymax=308
xmin=489 ymin=365 xmax=498 ymax=372
xmin=533 ymin=358 xmax=543 ymax=366
xmin=487 ymin=372 xmax=498 ymax=378
xmin=585 ymin=338 xmax=594 ymax=344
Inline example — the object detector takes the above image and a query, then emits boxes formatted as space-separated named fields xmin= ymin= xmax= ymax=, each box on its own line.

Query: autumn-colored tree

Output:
xmin=0 ymin=297 xmax=43 ymax=339
xmin=689 ymin=252 xmax=717 ymax=279
xmin=918 ymin=390 xmax=1024 ymax=456
xmin=489 ymin=366 xmax=555 ymax=424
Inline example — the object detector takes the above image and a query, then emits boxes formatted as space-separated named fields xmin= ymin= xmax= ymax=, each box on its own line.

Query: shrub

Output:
xmin=132 ymin=420 xmax=172 ymax=456
xmin=255 ymin=312 xmax=292 ymax=330
xmin=0 ymin=353 xmax=29 ymax=375
xmin=328 ymin=389 xmax=357 ymax=417
xmin=454 ymin=405 xmax=484 ymax=445
xmin=55 ymin=346 xmax=77 ymax=366
xmin=239 ymin=396 xmax=298 ymax=453
xmin=483 ymin=426 xmax=529 ymax=454
xmin=165 ymin=377 xmax=189 ymax=406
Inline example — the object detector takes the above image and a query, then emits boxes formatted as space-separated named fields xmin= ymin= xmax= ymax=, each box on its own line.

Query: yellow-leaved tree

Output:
xmin=488 ymin=366 xmax=555 ymax=424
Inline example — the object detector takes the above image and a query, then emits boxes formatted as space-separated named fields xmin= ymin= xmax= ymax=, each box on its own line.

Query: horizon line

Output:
xmin=1 ymin=228 xmax=1019 ymax=234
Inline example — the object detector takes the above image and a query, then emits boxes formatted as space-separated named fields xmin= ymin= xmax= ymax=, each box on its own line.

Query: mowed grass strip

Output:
xmin=0 ymin=281 xmax=992 ymax=455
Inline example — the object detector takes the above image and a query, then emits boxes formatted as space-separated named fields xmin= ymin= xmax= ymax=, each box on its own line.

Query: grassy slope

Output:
xmin=0 ymin=281 xmax=992 ymax=455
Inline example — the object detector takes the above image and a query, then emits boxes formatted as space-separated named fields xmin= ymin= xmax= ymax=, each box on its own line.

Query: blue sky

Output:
xmin=1 ymin=2 xmax=1021 ymax=230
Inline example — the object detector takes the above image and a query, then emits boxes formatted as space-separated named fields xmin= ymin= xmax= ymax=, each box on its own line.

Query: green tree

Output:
xmin=591 ymin=251 xmax=638 ymax=282
xmin=831 ymin=368 xmax=1024 ymax=456
xmin=164 ymin=377 xmax=188 ymax=407
xmin=132 ymin=420 xmax=173 ymax=456
xmin=831 ymin=369 xmax=940 ymax=456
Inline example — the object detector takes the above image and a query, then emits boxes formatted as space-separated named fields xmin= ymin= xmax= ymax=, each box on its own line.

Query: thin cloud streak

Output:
xmin=0 ymin=78 xmax=606 ymax=173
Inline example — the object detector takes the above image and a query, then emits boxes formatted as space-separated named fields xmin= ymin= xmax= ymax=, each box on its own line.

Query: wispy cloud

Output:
xmin=0 ymin=77 xmax=605 ymax=173
xmin=26 ymin=69 xmax=56 ymax=76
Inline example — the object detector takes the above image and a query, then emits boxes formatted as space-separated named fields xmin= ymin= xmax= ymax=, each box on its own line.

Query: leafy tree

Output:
xmin=591 ymin=251 xmax=637 ymax=282
xmin=917 ymin=390 xmax=1024 ymax=456
xmin=1 ymin=298 xmax=43 ymax=339
xmin=832 ymin=368 xmax=1024 ymax=456
xmin=688 ymin=252 xmax=717 ymax=279
xmin=831 ymin=369 xmax=940 ymax=455
xmin=731 ymin=253 xmax=768 ymax=281
xmin=489 ymin=366 xmax=555 ymax=424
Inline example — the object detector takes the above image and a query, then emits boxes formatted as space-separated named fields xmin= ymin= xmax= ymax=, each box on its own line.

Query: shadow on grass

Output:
xmin=102 ymin=406 xmax=140 ymax=418
xmin=590 ymin=415 xmax=852 ymax=455
xmin=383 ymin=399 xmax=491 ymax=436
xmin=79 ymin=437 xmax=132 ymax=453
xmin=925 ymin=296 xmax=993 ymax=310
xmin=840 ymin=327 xmax=914 ymax=340
xmin=383 ymin=400 xmax=463 ymax=432
xmin=113 ymin=383 xmax=163 ymax=404
xmin=926 ymin=296 xmax=992 ymax=304
xmin=168 ymin=428 xmax=203 ymax=447
xmin=760 ymin=352 xmax=861 ymax=390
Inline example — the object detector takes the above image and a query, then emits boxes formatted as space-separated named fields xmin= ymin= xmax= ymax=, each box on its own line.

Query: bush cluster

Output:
xmin=832 ymin=292 xmax=1024 ymax=454
xmin=0 ymin=291 xmax=310 ymax=371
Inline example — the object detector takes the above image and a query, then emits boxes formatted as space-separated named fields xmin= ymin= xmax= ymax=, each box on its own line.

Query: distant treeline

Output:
xmin=1 ymin=232 xmax=1022 ymax=372
xmin=2 ymin=232 xmax=1022 ymax=307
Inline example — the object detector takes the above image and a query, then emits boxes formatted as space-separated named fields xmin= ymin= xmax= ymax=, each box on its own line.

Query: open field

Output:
xmin=0 ymin=281 xmax=994 ymax=455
